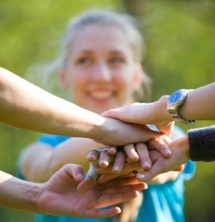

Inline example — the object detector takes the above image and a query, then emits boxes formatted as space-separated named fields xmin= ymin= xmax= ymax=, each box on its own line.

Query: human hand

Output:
xmin=37 ymin=163 xmax=146 ymax=218
xmin=89 ymin=136 xmax=172 ymax=170
xmin=78 ymin=147 xmax=141 ymax=192
xmin=82 ymin=138 xmax=172 ymax=188
xmin=136 ymin=136 xmax=189 ymax=181
xmin=97 ymin=117 xmax=165 ymax=146
xmin=106 ymin=136 xmax=172 ymax=169
xmin=102 ymin=96 xmax=174 ymax=137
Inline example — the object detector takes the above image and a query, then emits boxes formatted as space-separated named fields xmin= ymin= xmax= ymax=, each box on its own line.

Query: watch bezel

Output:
xmin=167 ymin=89 xmax=195 ymax=124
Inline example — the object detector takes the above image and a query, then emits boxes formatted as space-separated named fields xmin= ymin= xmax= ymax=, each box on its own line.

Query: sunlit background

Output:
xmin=1 ymin=0 xmax=215 ymax=221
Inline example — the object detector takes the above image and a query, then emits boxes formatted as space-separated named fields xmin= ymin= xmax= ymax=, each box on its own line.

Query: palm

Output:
xmin=37 ymin=164 xmax=145 ymax=218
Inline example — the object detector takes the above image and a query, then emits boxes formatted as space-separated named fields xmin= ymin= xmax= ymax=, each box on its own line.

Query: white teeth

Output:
xmin=90 ymin=92 xmax=112 ymax=99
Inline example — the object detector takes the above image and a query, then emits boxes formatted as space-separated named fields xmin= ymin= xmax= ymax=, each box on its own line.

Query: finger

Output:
xmin=97 ymin=189 xmax=144 ymax=209
xmin=173 ymin=164 xmax=184 ymax=172
xmin=147 ymin=138 xmax=172 ymax=158
xmin=64 ymin=163 xmax=84 ymax=182
xmin=136 ymin=170 xmax=155 ymax=182
xmin=160 ymin=135 xmax=172 ymax=144
xmin=101 ymin=177 xmax=147 ymax=192
xmin=97 ymin=162 xmax=142 ymax=184
xmin=77 ymin=176 xmax=95 ymax=193
xmin=136 ymin=149 xmax=169 ymax=181
xmin=87 ymin=150 xmax=99 ymax=162
xmin=97 ymin=173 xmax=119 ymax=184
xmin=156 ymin=122 xmax=174 ymax=137
xmin=84 ymin=206 xmax=121 ymax=219
xmin=108 ymin=146 xmax=117 ymax=155
xmin=86 ymin=162 xmax=99 ymax=183
xmin=123 ymin=144 xmax=139 ymax=162
xmin=99 ymin=150 xmax=112 ymax=168
xmin=135 ymin=143 xmax=151 ymax=170
xmin=101 ymin=184 xmax=146 ymax=197
xmin=101 ymin=108 xmax=122 ymax=119
xmin=112 ymin=151 xmax=126 ymax=173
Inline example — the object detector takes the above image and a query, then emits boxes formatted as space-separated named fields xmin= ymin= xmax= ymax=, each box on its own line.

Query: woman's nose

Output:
xmin=91 ymin=62 xmax=112 ymax=82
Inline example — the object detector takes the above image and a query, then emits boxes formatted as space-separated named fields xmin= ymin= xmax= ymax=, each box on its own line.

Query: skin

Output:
xmin=101 ymin=82 xmax=215 ymax=182
xmin=0 ymin=66 xmax=153 ymax=214
xmin=136 ymin=136 xmax=190 ymax=181
xmin=102 ymin=82 xmax=215 ymax=135
xmin=0 ymin=164 xmax=147 ymax=217
xmin=0 ymin=67 xmax=161 ymax=146
xmin=20 ymin=23 xmax=177 ymax=189
xmin=58 ymin=24 xmax=141 ymax=114
xmin=77 ymin=136 xmax=181 ymax=192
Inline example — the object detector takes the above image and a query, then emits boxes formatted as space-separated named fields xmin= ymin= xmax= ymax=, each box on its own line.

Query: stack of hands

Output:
xmin=77 ymin=100 xmax=194 ymax=194
xmin=78 ymin=133 xmax=185 ymax=193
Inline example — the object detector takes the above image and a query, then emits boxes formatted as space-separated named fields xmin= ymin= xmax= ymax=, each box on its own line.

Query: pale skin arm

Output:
xmin=20 ymin=138 xmax=105 ymax=182
xmin=102 ymin=82 xmax=215 ymax=135
xmin=0 ymin=164 xmax=147 ymax=217
xmin=0 ymin=67 xmax=163 ymax=146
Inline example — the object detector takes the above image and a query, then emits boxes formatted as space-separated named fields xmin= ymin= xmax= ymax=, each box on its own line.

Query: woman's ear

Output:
xmin=57 ymin=68 xmax=68 ymax=89
xmin=133 ymin=63 xmax=143 ymax=91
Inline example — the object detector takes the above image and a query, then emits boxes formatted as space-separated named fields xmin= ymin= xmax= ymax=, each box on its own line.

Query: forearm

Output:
xmin=49 ymin=138 xmax=105 ymax=175
xmin=178 ymin=82 xmax=215 ymax=121
xmin=0 ymin=171 xmax=39 ymax=212
xmin=21 ymin=139 xmax=105 ymax=183
xmin=0 ymin=67 xmax=106 ymax=140
xmin=157 ymin=82 xmax=215 ymax=122
xmin=108 ymin=82 xmax=215 ymax=126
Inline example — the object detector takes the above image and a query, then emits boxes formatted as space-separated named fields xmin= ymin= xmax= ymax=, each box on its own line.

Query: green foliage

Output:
xmin=0 ymin=0 xmax=215 ymax=221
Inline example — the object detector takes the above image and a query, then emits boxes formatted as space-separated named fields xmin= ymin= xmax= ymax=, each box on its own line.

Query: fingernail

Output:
xmin=165 ymin=149 xmax=172 ymax=156
xmin=77 ymin=173 xmax=84 ymax=181
xmin=143 ymin=161 xmax=151 ymax=169
xmin=137 ymin=173 xmax=146 ymax=181
xmin=113 ymin=166 xmax=121 ymax=173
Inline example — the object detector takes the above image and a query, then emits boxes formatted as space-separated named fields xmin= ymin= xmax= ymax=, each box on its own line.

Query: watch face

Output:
xmin=168 ymin=90 xmax=182 ymax=104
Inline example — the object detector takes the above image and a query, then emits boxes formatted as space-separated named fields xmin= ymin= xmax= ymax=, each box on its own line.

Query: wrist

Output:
xmin=167 ymin=89 xmax=195 ymax=124
xmin=0 ymin=172 xmax=40 ymax=213
xmin=179 ymin=136 xmax=190 ymax=162
xmin=157 ymin=96 xmax=173 ymax=123
xmin=86 ymin=114 xmax=107 ymax=143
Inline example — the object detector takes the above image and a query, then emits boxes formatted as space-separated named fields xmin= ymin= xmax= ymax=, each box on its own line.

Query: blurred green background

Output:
xmin=0 ymin=0 xmax=215 ymax=221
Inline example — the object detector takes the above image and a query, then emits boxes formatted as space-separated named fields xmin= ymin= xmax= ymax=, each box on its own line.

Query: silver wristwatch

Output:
xmin=167 ymin=89 xmax=195 ymax=124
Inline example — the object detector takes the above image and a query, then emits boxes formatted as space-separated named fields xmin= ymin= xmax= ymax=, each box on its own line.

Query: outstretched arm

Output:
xmin=102 ymin=82 xmax=215 ymax=135
xmin=0 ymin=67 xmax=107 ymax=139
xmin=0 ymin=164 xmax=146 ymax=217
xmin=0 ymin=67 xmax=162 ymax=146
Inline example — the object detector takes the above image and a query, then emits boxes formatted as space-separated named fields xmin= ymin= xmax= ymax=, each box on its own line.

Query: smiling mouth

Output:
xmin=89 ymin=91 xmax=114 ymax=100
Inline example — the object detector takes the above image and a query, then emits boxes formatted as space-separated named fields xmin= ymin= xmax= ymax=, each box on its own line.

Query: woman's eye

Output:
xmin=110 ymin=57 xmax=125 ymax=63
xmin=77 ymin=58 xmax=91 ymax=64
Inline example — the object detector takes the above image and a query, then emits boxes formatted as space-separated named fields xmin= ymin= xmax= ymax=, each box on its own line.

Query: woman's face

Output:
xmin=59 ymin=24 xmax=142 ymax=114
